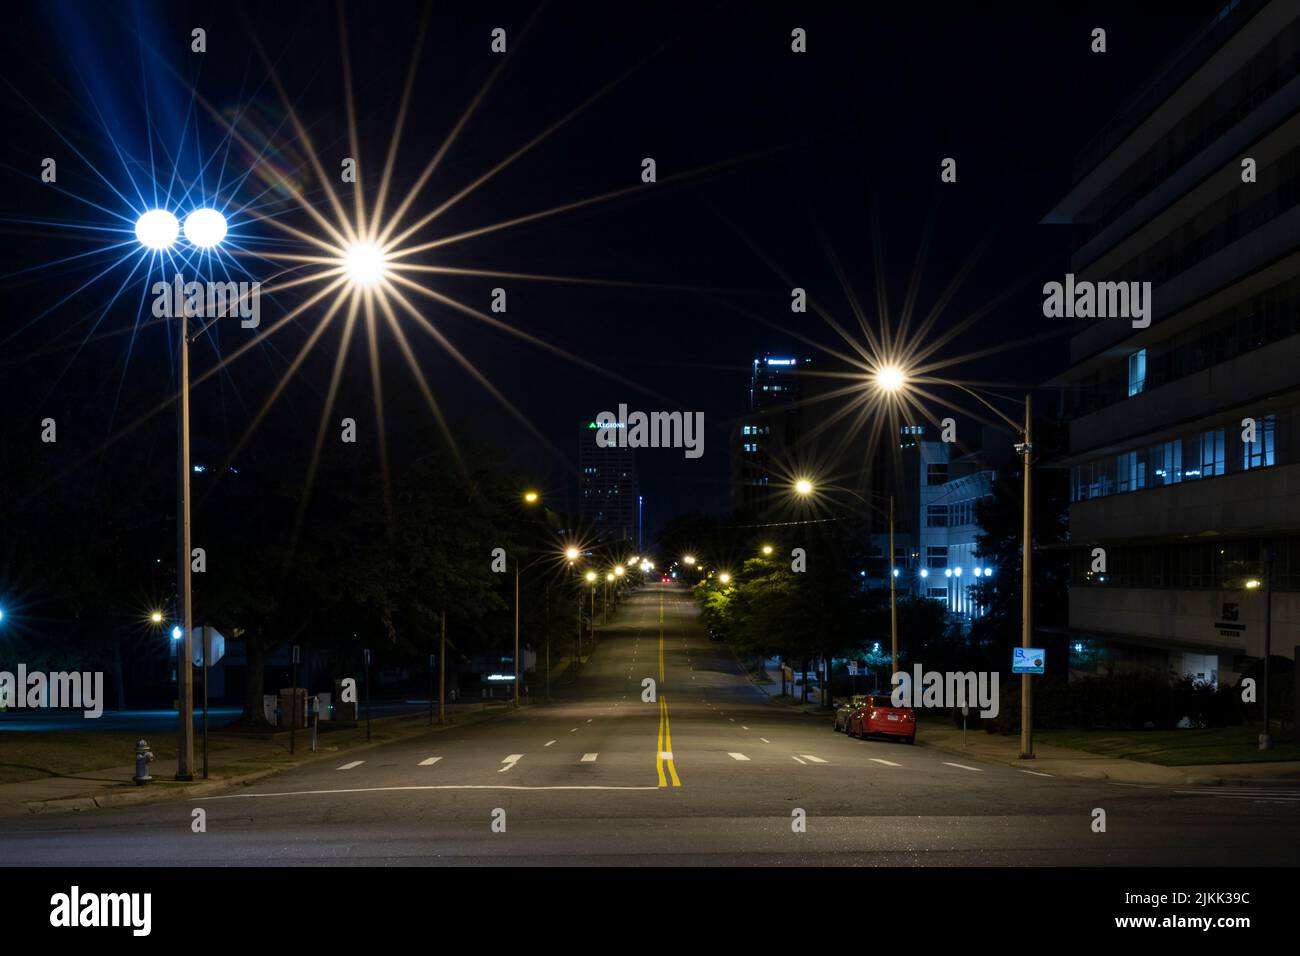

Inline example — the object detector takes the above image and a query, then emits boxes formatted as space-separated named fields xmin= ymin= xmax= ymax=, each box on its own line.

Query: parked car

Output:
xmin=847 ymin=694 xmax=916 ymax=744
xmin=833 ymin=695 xmax=869 ymax=732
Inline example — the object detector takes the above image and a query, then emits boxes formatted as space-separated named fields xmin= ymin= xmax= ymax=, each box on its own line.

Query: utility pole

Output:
xmin=438 ymin=610 xmax=446 ymax=725
xmin=1018 ymin=394 xmax=1034 ymax=760
xmin=175 ymin=306 xmax=195 ymax=782
xmin=889 ymin=495 xmax=897 ymax=673
xmin=513 ymin=564 xmax=521 ymax=708
xmin=1261 ymin=548 xmax=1274 ymax=750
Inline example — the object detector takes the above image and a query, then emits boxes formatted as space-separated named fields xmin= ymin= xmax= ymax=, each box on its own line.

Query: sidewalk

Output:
xmin=738 ymin=660 xmax=1300 ymax=786
xmin=916 ymin=721 xmax=1300 ymax=786
xmin=0 ymin=701 xmax=514 ymax=817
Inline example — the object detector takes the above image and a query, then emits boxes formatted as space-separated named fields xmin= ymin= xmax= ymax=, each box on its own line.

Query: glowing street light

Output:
xmin=794 ymin=478 xmax=814 ymax=496
xmin=719 ymin=572 xmax=731 ymax=584
xmin=343 ymin=241 xmax=388 ymax=287
xmin=682 ymin=555 xmax=696 ymax=566
xmin=134 ymin=209 xmax=179 ymax=250
xmin=522 ymin=490 xmax=540 ymax=504
xmin=183 ymin=208 xmax=228 ymax=248
xmin=150 ymin=610 xmax=164 ymax=624
xmin=585 ymin=571 xmax=597 ymax=583
xmin=761 ymin=544 xmax=773 ymax=556
xmin=874 ymin=365 xmax=905 ymax=392
xmin=614 ymin=565 xmax=625 ymax=576
xmin=565 ymin=546 xmax=580 ymax=561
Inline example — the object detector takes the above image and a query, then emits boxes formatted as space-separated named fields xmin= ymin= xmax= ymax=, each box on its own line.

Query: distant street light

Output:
xmin=719 ymin=573 xmax=731 ymax=584
xmin=761 ymin=544 xmax=773 ymax=556
xmin=150 ymin=611 xmax=164 ymax=624
xmin=682 ymin=555 xmax=696 ymax=566
xmin=565 ymin=546 xmax=580 ymax=561
xmin=523 ymin=490 xmax=540 ymax=505
xmin=796 ymin=480 xmax=897 ymax=687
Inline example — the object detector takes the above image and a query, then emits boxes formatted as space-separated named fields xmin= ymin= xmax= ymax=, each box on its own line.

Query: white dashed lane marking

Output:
xmin=728 ymin=753 xmax=750 ymax=761
xmin=943 ymin=762 xmax=983 ymax=773
xmin=499 ymin=754 xmax=523 ymax=773
xmin=581 ymin=753 xmax=599 ymax=763
xmin=799 ymin=754 xmax=827 ymax=764
xmin=869 ymin=758 xmax=901 ymax=767
xmin=337 ymin=761 xmax=365 ymax=771
xmin=418 ymin=757 xmax=442 ymax=766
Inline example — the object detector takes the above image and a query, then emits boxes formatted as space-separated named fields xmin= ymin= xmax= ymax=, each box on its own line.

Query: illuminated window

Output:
xmin=1127 ymin=348 xmax=1146 ymax=397
xmin=1242 ymin=415 xmax=1276 ymax=470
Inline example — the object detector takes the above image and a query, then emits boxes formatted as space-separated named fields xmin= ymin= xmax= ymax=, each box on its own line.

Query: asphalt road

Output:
xmin=1 ymin=583 xmax=1297 ymax=865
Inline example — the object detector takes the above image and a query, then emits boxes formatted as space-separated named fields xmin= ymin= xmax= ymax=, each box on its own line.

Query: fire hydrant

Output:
xmin=133 ymin=739 xmax=155 ymax=785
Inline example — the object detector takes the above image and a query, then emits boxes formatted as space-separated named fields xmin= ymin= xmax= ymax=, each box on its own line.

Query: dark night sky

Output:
xmin=0 ymin=1 xmax=1224 ymax=536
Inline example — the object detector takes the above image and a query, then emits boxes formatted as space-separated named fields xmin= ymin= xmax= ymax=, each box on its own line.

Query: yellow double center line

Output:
xmin=655 ymin=587 xmax=681 ymax=788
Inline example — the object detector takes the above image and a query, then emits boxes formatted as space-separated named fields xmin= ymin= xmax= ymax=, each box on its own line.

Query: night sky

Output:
xmin=0 ymin=0 xmax=1224 ymax=534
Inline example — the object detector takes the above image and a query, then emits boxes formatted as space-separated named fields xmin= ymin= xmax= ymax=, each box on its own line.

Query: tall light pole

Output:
xmin=175 ymin=292 xmax=195 ymax=781
xmin=137 ymin=206 xmax=227 ymax=782
xmin=875 ymin=365 xmax=1036 ymax=757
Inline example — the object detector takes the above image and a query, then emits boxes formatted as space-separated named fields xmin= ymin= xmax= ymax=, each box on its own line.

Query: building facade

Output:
xmin=1045 ymin=0 xmax=1300 ymax=684
xmin=730 ymin=354 xmax=813 ymax=517
xmin=578 ymin=419 xmax=640 ymax=545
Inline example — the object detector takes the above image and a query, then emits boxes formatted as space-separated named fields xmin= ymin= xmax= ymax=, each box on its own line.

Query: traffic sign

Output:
xmin=1012 ymin=647 xmax=1046 ymax=674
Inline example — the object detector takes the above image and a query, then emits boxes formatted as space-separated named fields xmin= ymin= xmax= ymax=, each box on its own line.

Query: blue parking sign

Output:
xmin=1012 ymin=647 xmax=1046 ymax=674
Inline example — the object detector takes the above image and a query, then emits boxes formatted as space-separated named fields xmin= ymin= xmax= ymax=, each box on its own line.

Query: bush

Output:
xmin=976 ymin=673 xmax=1245 ymax=733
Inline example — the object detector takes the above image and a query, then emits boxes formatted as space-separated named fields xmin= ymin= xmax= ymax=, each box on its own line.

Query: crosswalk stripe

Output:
xmin=418 ymin=757 xmax=442 ymax=766
xmin=800 ymin=754 xmax=827 ymax=764
xmin=728 ymin=752 xmax=750 ymax=761
xmin=337 ymin=760 xmax=365 ymax=770
xmin=869 ymin=758 xmax=901 ymax=767
xmin=791 ymin=756 xmax=806 ymax=765
xmin=544 ymin=740 xmax=556 ymax=747
xmin=581 ymin=753 xmax=599 ymax=762
xmin=498 ymin=754 xmax=523 ymax=773
xmin=943 ymin=761 xmax=983 ymax=772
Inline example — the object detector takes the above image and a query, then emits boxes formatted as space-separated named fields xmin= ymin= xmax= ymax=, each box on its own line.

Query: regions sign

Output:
xmin=1011 ymin=647 xmax=1045 ymax=674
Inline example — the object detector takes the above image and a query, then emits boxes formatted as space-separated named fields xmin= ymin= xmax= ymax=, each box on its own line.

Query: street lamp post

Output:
xmin=175 ymin=306 xmax=195 ymax=781
xmin=795 ymin=481 xmax=898 ymax=683
xmin=1261 ymin=547 xmax=1275 ymax=750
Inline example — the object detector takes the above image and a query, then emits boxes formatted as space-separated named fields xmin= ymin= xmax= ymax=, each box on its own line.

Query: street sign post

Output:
xmin=290 ymin=644 xmax=300 ymax=754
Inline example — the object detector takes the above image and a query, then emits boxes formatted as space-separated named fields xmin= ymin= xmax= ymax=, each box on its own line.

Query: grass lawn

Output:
xmin=0 ymin=733 xmax=216 ymax=785
xmin=0 ymin=703 xmax=512 ymax=785
xmin=1035 ymin=725 xmax=1300 ymax=766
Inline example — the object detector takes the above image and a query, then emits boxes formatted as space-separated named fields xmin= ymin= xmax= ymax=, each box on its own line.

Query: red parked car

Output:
xmin=847 ymin=694 xmax=916 ymax=744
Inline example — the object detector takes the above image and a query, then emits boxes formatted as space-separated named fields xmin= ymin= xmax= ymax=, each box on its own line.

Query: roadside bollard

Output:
xmin=134 ymin=739 xmax=155 ymax=785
